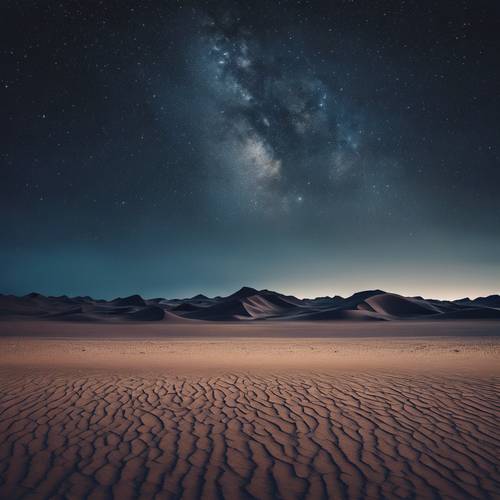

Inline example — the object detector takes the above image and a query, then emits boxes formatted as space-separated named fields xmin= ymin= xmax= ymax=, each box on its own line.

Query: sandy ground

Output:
xmin=0 ymin=325 xmax=499 ymax=499
xmin=1 ymin=336 xmax=500 ymax=374
xmin=1 ymin=319 xmax=499 ymax=338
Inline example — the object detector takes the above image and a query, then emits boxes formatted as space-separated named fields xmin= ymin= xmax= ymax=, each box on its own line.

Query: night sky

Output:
xmin=1 ymin=0 xmax=499 ymax=299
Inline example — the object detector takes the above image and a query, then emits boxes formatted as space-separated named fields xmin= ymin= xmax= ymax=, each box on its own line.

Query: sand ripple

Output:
xmin=0 ymin=371 xmax=499 ymax=499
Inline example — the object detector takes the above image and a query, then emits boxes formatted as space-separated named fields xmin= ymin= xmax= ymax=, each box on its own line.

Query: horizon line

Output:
xmin=2 ymin=286 xmax=499 ymax=303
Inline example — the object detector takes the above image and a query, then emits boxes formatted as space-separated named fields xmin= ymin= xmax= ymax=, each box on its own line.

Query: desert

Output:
xmin=4 ymin=1 xmax=500 ymax=497
xmin=1 ymin=307 xmax=499 ymax=499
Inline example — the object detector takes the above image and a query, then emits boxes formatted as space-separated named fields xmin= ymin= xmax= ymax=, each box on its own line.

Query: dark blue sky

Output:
xmin=1 ymin=0 xmax=499 ymax=299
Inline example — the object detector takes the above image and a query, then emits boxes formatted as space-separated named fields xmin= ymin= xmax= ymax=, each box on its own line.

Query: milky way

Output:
xmin=197 ymin=10 xmax=386 ymax=214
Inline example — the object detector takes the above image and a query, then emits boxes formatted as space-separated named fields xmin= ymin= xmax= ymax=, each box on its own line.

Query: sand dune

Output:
xmin=110 ymin=295 xmax=147 ymax=307
xmin=364 ymin=293 xmax=441 ymax=317
xmin=2 ymin=288 xmax=500 ymax=323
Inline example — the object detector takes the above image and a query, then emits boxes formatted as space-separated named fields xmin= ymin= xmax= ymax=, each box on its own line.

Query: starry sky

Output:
xmin=1 ymin=0 xmax=499 ymax=299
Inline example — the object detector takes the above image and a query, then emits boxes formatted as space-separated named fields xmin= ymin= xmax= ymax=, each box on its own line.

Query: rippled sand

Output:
xmin=0 ymin=335 xmax=499 ymax=499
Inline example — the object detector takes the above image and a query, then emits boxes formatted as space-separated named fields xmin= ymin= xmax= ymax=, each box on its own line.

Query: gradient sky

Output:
xmin=1 ymin=0 xmax=499 ymax=299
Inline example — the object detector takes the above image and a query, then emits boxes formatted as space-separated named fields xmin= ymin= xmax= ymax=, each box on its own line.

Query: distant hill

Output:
xmin=0 ymin=288 xmax=499 ymax=322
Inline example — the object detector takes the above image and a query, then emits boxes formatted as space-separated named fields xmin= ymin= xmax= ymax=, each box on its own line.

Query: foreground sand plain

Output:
xmin=0 ymin=322 xmax=499 ymax=499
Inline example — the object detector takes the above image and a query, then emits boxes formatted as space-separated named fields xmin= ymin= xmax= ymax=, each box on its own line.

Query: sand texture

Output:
xmin=0 ymin=369 xmax=499 ymax=499
xmin=1 ymin=335 xmax=499 ymax=499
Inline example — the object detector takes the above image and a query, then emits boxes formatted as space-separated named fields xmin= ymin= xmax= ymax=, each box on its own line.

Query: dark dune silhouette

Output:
xmin=110 ymin=294 xmax=147 ymax=307
xmin=469 ymin=294 xmax=500 ymax=308
xmin=183 ymin=298 xmax=252 ymax=321
xmin=170 ymin=302 xmax=206 ymax=312
xmin=189 ymin=293 xmax=210 ymax=300
xmin=126 ymin=305 xmax=165 ymax=321
xmin=1 ymin=287 xmax=499 ymax=323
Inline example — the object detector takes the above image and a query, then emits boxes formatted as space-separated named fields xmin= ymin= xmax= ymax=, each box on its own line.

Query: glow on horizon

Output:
xmin=172 ymin=281 xmax=499 ymax=302
xmin=284 ymin=285 xmax=500 ymax=301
